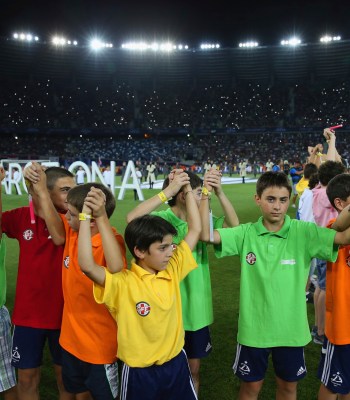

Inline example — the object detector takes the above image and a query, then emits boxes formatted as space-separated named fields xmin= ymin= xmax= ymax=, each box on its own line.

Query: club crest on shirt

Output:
xmin=23 ymin=229 xmax=34 ymax=241
xmin=245 ymin=252 xmax=256 ymax=265
xmin=136 ymin=302 xmax=151 ymax=317
xmin=63 ymin=256 xmax=70 ymax=269
xmin=346 ymin=255 xmax=350 ymax=267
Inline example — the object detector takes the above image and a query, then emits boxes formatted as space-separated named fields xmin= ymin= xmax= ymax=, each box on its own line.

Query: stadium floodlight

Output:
xmin=320 ymin=35 xmax=341 ymax=43
xmin=73 ymin=40 xmax=78 ymax=45
xmin=281 ymin=37 xmax=301 ymax=46
xmin=52 ymin=36 xmax=67 ymax=46
xmin=239 ymin=41 xmax=259 ymax=48
xmin=13 ymin=32 xmax=39 ymax=42
xmin=90 ymin=39 xmax=113 ymax=50
xmin=200 ymin=43 xmax=220 ymax=50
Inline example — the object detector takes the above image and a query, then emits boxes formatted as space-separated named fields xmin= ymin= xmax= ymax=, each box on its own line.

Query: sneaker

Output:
xmin=306 ymin=291 xmax=314 ymax=303
xmin=311 ymin=325 xmax=318 ymax=336
xmin=313 ymin=333 xmax=325 ymax=345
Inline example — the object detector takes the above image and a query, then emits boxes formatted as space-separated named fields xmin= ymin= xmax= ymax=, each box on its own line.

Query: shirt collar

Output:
xmin=130 ymin=260 xmax=172 ymax=280
xmin=255 ymin=215 xmax=290 ymax=238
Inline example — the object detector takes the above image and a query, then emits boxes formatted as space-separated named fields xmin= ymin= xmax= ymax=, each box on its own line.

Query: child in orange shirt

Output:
xmin=318 ymin=173 xmax=350 ymax=399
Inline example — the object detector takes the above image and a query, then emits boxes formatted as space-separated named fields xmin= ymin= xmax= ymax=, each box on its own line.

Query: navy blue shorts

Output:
xmin=316 ymin=259 xmax=327 ymax=290
xmin=61 ymin=349 xmax=119 ymax=399
xmin=11 ymin=325 xmax=62 ymax=369
xmin=232 ymin=343 xmax=307 ymax=382
xmin=184 ymin=326 xmax=212 ymax=359
xmin=318 ymin=337 xmax=350 ymax=395
xmin=120 ymin=349 xmax=198 ymax=400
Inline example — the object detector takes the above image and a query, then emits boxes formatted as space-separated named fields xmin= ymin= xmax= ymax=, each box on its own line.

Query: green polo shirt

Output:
xmin=152 ymin=208 xmax=225 ymax=331
xmin=0 ymin=237 xmax=7 ymax=307
xmin=215 ymin=215 xmax=338 ymax=347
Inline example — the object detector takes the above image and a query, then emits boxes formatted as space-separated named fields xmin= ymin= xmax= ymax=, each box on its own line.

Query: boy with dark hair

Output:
xmin=126 ymin=168 xmax=238 ymax=394
xmin=202 ymin=171 xmax=350 ymax=400
xmin=78 ymin=172 xmax=202 ymax=400
xmin=0 ymin=166 xmax=17 ymax=400
xmin=317 ymin=173 xmax=350 ymax=399
xmin=25 ymin=162 xmax=127 ymax=400
xmin=2 ymin=165 xmax=75 ymax=400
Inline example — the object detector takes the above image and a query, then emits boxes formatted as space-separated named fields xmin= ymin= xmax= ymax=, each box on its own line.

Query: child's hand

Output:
xmin=0 ymin=166 xmax=5 ymax=182
xmin=23 ymin=162 xmax=44 ymax=184
xmin=204 ymin=168 xmax=222 ymax=195
xmin=83 ymin=187 xmax=107 ymax=218
xmin=168 ymin=170 xmax=190 ymax=197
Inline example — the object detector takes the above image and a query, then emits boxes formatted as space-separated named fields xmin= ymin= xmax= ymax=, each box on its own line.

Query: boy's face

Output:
xmin=139 ymin=234 xmax=175 ymax=274
xmin=49 ymin=177 xmax=76 ymax=213
xmin=65 ymin=204 xmax=80 ymax=232
xmin=255 ymin=186 xmax=290 ymax=229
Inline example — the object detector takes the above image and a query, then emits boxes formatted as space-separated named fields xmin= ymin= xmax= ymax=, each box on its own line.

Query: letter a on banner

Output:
xmin=117 ymin=160 xmax=144 ymax=201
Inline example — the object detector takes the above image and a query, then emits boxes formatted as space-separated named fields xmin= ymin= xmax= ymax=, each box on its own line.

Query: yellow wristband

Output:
xmin=158 ymin=191 xmax=168 ymax=203
xmin=79 ymin=213 xmax=93 ymax=221
xmin=201 ymin=187 xmax=211 ymax=198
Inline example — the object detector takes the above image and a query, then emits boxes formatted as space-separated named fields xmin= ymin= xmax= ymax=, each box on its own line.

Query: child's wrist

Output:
xmin=79 ymin=213 xmax=94 ymax=221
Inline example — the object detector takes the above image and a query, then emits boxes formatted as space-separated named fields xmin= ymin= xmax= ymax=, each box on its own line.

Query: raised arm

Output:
xmin=83 ymin=187 xmax=125 ymax=274
xmin=205 ymin=168 xmax=239 ymax=227
xmin=183 ymin=183 xmax=202 ymax=250
xmin=78 ymin=201 xmax=106 ymax=286
xmin=330 ymin=204 xmax=350 ymax=232
xmin=325 ymin=128 xmax=342 ymax=163
xmin=126 ymin=169 xmax=190 ymax=223
xmin=25 ymin=162 xmax=66 ymax=245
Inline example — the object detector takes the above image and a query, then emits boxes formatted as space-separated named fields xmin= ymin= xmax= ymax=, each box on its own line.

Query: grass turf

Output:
xmin=1 ymin=179 xmax=321 ymax=400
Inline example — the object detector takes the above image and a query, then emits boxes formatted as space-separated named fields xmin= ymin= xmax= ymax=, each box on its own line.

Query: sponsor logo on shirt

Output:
xmin=136 ymin=301 xmax=151 ymax=316
xmin=23 ymin=229 xmax=34 ymax=241
xmin=281 ymin=259 xmax=296 ymax=265
xmin=245 ymin=252 xmax=256 ymax=265
xmin=63 ymin=256 xmax=70 ymax=269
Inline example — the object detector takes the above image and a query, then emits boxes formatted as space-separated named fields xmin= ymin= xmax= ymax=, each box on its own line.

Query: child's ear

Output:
xmin=254 ymin=194 xmax=261 ymax=206
xmin=333 ymin=198 xmax=344 ymax=212
xmin=134 ymin=247 xmax=145 ymax=259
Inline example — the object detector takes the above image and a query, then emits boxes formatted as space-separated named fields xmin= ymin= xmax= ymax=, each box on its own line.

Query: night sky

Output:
xmin=1 ymin=0 xmax=350 ymax=47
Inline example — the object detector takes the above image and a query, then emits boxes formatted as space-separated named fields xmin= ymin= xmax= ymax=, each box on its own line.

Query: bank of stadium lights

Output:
xmin=281 ymin=37 xmax=301 ymax=46
xmin=121 ymin=42 xmax=189 ymax=51
xmin=239 ymin=41 xmax=259 ymax=48
xmin=90 ymin=39 xmax=113 ymax=50
xmin=200 ymin=43 xmax=220 ymax=50
xmin=320 ymin=35 xmax=341 ymax=43
xmin=13 ymin=32 xmax=39 ymax=42
xmin=52 ymin=36 xmax=78 ymax=46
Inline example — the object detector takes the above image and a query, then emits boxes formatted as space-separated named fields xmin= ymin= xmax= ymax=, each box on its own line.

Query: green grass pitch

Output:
xmin=1 ymin=180 xmax=321 ymax=400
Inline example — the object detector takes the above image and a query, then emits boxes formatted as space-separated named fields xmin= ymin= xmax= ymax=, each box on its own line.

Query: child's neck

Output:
xmin=171 ymin=204 xmax=187 ymax=222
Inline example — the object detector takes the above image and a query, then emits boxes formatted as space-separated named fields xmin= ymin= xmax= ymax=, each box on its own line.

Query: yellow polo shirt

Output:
xmin=93 ymin=240 xmax=197 ymax=367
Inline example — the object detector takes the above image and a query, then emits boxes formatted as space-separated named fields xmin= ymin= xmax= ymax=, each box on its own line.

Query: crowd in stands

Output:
xmin=0 ymin=79 xmax=349 ymax=132
xmin=1 ymin=79 xmax=350 ymax=165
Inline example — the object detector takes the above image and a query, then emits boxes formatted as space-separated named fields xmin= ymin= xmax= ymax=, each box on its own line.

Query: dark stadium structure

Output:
xmin=1 ymin=37 xmax=350 ymax=85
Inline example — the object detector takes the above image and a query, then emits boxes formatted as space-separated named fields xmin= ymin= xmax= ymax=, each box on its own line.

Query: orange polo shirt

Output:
xmin=59 ymin=217 xmax=127 ymax=363
xmin=326 ymin=219 xmax=350 ymax=345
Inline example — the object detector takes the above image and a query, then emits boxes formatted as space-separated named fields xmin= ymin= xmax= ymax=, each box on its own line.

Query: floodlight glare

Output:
xmin=90 ymin=39 xmax=103 ymax=50
xmin=19 ymin=33 xmax=26 ymax=40
xmin=281 ymin=37 xmax=301 ymax=46
xmin=320 ymin=35 xmax=341 ymax=43
xmin=13 ymin=33 xmax=19 ymax=39
xmin=239 ymin=41 xmax=259 ymax=48
xmin=26 ymin=34 xmax=33 ymax=41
